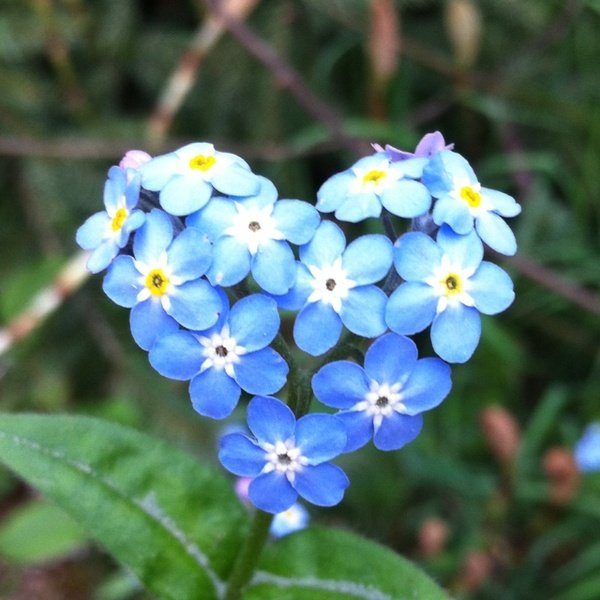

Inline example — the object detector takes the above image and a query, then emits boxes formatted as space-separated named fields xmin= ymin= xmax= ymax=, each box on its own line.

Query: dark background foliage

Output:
xmin=0 ymin=0 xmax=599 ymax=598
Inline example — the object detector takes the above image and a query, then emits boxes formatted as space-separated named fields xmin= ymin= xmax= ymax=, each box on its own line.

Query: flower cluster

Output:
xmin=77 ymin=134 xmax=520 ymax=514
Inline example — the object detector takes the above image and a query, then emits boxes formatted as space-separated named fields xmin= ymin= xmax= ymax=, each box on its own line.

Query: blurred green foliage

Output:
xmin=0 ymin=0 xmax=599 ymax=598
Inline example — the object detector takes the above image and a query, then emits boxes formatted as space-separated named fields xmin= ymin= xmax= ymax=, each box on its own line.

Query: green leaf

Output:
xmin=0 ymin=498 xmax=87 ymax=564
xmin=0 ymin=414 xmax=248 ymax=600
xmin=248 ymin=528 xmax=449 ymax=600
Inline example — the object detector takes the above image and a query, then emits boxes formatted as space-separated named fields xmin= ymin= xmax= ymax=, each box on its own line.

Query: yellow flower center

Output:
xmin=189 ymin=154 xmax=216 ymax=171
xmin=111 ymin=207 xmax=128 ymax=232
xmin=442 ymin=273 xmax=462 ymax=296
xmin=460 ymin=186 xmax=481 ymax=208
xmin=362 ymin=169 xmax=387 ymax=186
xmin=145 ymin=269 xmax=170 ymax=296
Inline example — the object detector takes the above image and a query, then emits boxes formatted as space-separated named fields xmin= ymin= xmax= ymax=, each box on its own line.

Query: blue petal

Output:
xmin=433 ymin=195 xmax=473 ymax=235
xmin=252 ymin=240 xmax=296 ymax=294
xmin=364 ymin=333 xmax=417 ymax=384
xmin=104 ymin=167 xmax=127 ymax=210
xmin=299 ymin=221 xmax=345 ymax=268
xmin=294 ymin=302 xmax=342 ymax=356
xmin=401 ymin=358 xmax=452 ymax=414
xmin=207 ymin=236 xmax=251 ymax=287
xmin=123 ymin=171 xmax=142 ymax=210
xmin=167 ymin=227 xmax=212 ymax=281
xmin=247 ymin=396 xmax=296 ymax=445
xmin=233 ymin=347 xmax=288 ymax=395
xmin=86 ymin=241 xmax=119 ymax=274
xmin=270 ymin=263 xmax=311 ymax=310
xmin=121 ymin=210 xmax=145 ymax=239
xmin=186 ymin=197 xmax=236 ymax=241
xmin=167 ymin=279 xmax=223 ymax=330
xmin=311 ymin=362 xmax=370 ymax=409
xmin=422 ymin=152 xmax=453 ymax=197
xmin=334 ymin=192 xmax=382 ymax=222
xmin=482 ymin=188 xmax=521 ymax=217
xmin=315 ymin=171 xmax=355 ymax=213
xmin=273 ymin=200 xmax=320 ymax=245
xmin=133 ymin=209 xmax=173 ymax=264
xmin=386 ymin=282 xmax=437 ymax=335
xmin=149 ymin=331 xmax=203 ymax=380
xmin=139 ymin=154 xmax=180 ymax=190
xmin=393 ymin=232 xmax=441 ymax=282
xmin=223 ymin=175 xmax=278 ymax=205
xmin=340 ymin=286 xmax=387 ymax=338
xmin=102 ymin=256 xmax=141 ymax=307
xmin=337 ymin=410 xmax=374 ymax=452
xmin=229 ymin=294 xmax=280 ymax=351
xmin=76 ymin=212 xmax=110 ymax=250
xmin=295 ymin=414 xmax=347 ymax=463
xmin=342 ymin=235 xmax=393 ymax=285
xmin=469 ymin=261 xmax=514 ymax=315
xmin=475 ymin=211 xmax=517 ymax=256
xmin=211 ymin=163 xmax=260 ymax=197
xmin=249 ymin=472 xmax=298 ymax=514
xmin=390 ymin=157 xmax=428 ymax=177
xmin=219 ymin=433 xmax=265 ymax=477
xmin=380 ymin=180 xmax=432 ymax=218
xmin=189 ymin=368 xmax=241 ymax=419
xmin=436 ymin=225 xmax=483 ymax=273
xmin=431 ymin=305 xmax=481 ymax=363
xmin=373 ymin=413 xmax=423 ymax=451
xmin=161 ymin=175 xmax=213 ymax=216
xmin=130 ymin=299 xmax=179 ymax=351
xmin=293 ymin=463 xmax=349 ymax=507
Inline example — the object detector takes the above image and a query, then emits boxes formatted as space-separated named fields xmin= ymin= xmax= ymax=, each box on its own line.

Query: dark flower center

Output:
xmin=248 ymin=221 xmax=261 ymax=232
xmin=277 ymin=453 xmax=291 ymax=465
xmin=216 ymin=345 xmax=228 ymax=357
xmin=445 ymin=275 xmax=458 ymax=290
xmin=326 ymin=278 xmax=336 ymax=291
xmin=376 ymin=396 xmax=389 ymax=407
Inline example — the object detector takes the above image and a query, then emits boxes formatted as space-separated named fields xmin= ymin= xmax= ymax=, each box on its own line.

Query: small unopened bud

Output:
xmin=458 ymin=550 xmax=493 ymax=591
xmin=119 ymin=150 xmax=152 ymax=170
xmin=418 ymin=517 xmax=449 ymax=558
xmin=543 ymin=446 xmax=580 ymax=505
xmin=368 ymin=0 xmax=400 ymax=85
xmin=444 ymin=0 xmax=482 ymax=69
xmin=480 ymin=406 xmax=521 ymax=464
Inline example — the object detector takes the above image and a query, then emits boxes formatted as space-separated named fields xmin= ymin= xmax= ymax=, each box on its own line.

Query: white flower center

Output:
xmin=198 ymin=324 xmax=247 ymax=377
xmin=450 ymin=180 xmax=489 ymax=215
xmin=223 ymin=202 xmax=285 ymax=255
xmin=353 ymin=381 xmax=406 ymax=431
xmin=424 ymin=254 xmax=475 ymax=313
xmin=351 ymin=160 xmax=398 ymax=193
xmin=306 ymin=257 xmax=356 ymax=314
xmin=263 ymin=439 xmax=308 ymax=483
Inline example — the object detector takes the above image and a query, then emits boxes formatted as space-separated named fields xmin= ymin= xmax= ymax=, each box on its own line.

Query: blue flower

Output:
xmin=219 ymin=396 xmax=349 ymax=513
xmin=149 ymin=294 xmax=288 ymax=419
xmin=422 ymin=150 xmax=521 ymax=255
xmin=312 ymin=333 xmax=451 ymax=451
xmin=139 ymin=142 xmax=261 ymax=216
xmin=316 ymin=152 xmax=431 ymax=222
xmin=270 ymin=503 xmax=310 ymax=538
xmin=574 ymin=423 xmax=600 ymax=473
xmin=385 ymin=225 xmax=515 ymax=363
xmin=187 ymin=177 xmax=320 ymax=294
xmin=102 ymin=209 xmax=222 ymax=350
xmin=76 ymin=166 xmax=145 ymax=273
xmin=272 ymin=221 xmax=393 ymax=356
xmin=373 ymin=130 xmax=454 ymax=162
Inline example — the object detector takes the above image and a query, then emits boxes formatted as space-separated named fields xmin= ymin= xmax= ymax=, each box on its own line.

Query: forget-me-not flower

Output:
xmin=219 ymin=396 xmax=349 ymax=513
xmin=316 ymin=152 xmax=431 ymax=222
xmin=422 ymin=150 xmax=521 ymax=255
xmin=187 ymin=176 xmax=320 ymax=294
xmin=139 ymin=142 xmax=261 ymax=216
xmin=102 ymin=209 xmax=222 ymax=350
xmin=312 ymin=333 xmax=451 ymax=451
xmin=76 ymin=166 xmax=145 ymax=273
xmin=386 ymin=225 xmax=515 ymax=363
xmin=270 ymin=503 xmax=310 ymax=538
xmin=149 ymin=294 xmax=288 ymax=419
xmin=272 ymin=221 xmax=393 ymax=356
xmin=574 ymin=423 xmax=600 ymax=473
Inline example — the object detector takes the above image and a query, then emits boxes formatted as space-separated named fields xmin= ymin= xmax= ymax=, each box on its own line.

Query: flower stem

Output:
xmin=223 ymin=509 xmax=274 ymax=600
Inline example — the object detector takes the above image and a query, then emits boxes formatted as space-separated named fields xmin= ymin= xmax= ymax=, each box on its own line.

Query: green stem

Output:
xmin=223 ymin=509 xmax=274 ymax=600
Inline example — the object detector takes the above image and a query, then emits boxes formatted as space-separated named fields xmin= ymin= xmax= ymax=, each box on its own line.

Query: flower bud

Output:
xmin=444 ymin=0 xmax=482 ymax=69
xmin=480 ymin=406 xmax=521 ymax=464
xmin=418 ymin=517 xmax=449 ymax=558
xmin=543 ymin=446 xmax=580 ymax=505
